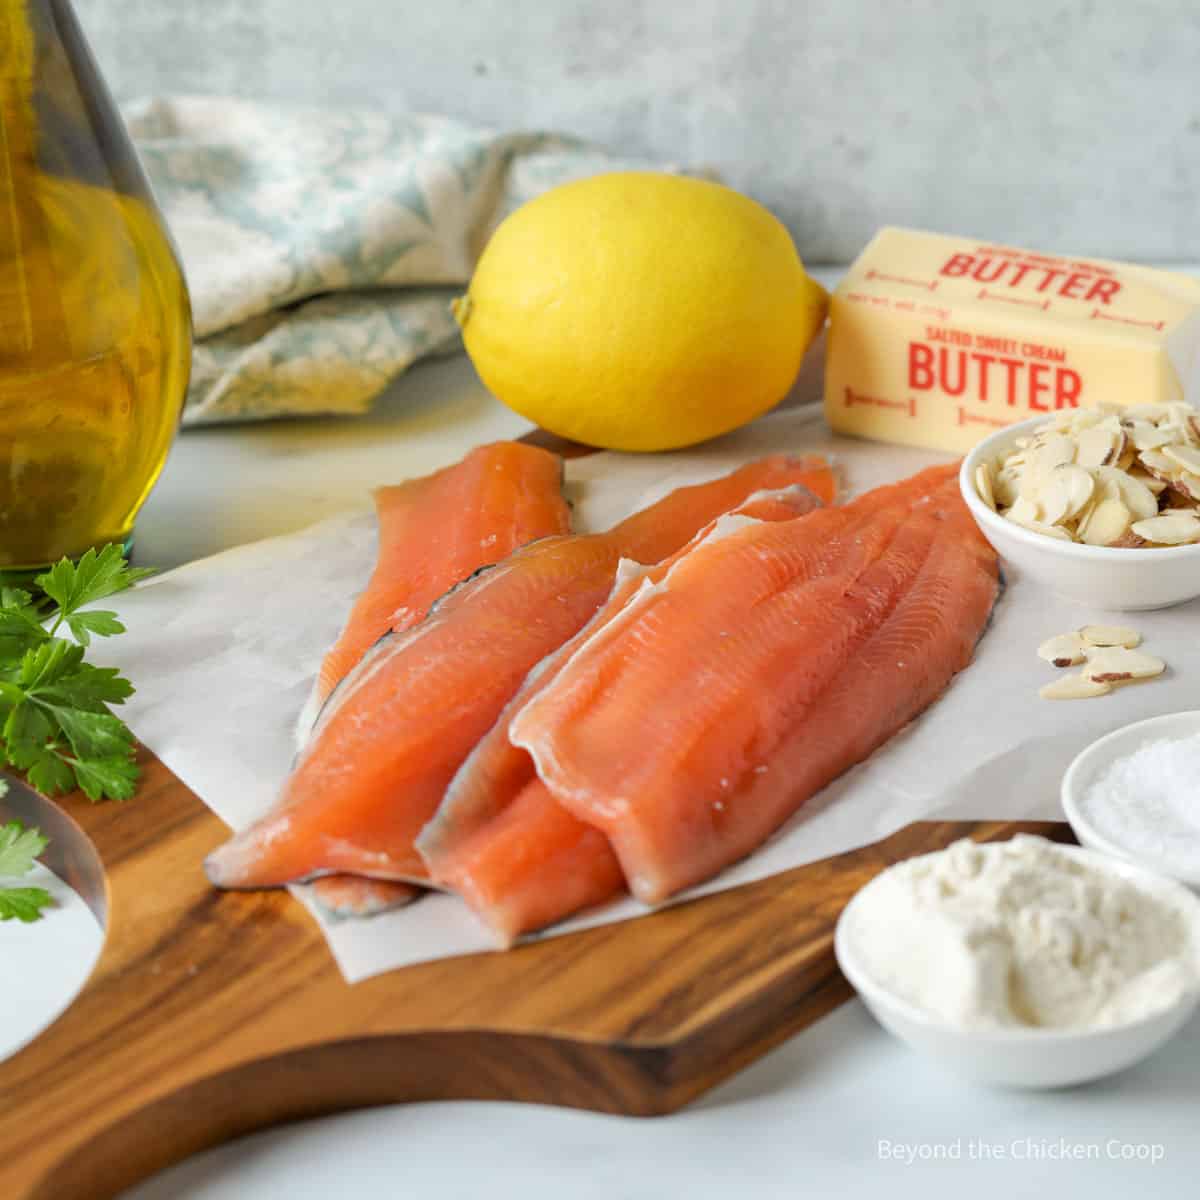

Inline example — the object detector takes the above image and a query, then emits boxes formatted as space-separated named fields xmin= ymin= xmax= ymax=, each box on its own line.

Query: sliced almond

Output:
xmin=1030 ymin=432 xmax=1076 ymax=474
xmin=1112 ymin=433 xmax=1136 ymax=472
xmin=1163 ymin=443 xmax=1200 ymax=475
xmin=1039 ymin=464 xmax=1095 ymax=524
xmin=1123 ymin=403 xmax=1170 ymax=422
xmin=1128 ymin=468 xmax=1168 ymax=496
xmin=1082 ymin=647 xmax=1166 ymax=682
xmin=1006 ymin=495 xmax=1042 ymax=526
xmin=1018 ymin=518 xmax=1073 ymax=540
xmin=1080 ymin=624 xmax=1142 ymax=649
xmin=993 ymin=468 xmax=1021 ymax=508
xmin=1075 ymin=422 xmax=1121 ymax=469
xmin=974 ymin=462 xmax=996 ymax=511
xmin=1039 ymin=674 xmax=1113 ymax=701
xmin=1140 ymin=448 xmax=1182 ymax=482
xmin=1126 ymin=420 xmax=1176 ymax=452
xmin=1097 ymin=467 xmax=1159 ymax=521
xmin=1174 ymin=473 xmax=1200 ymax=502
xmin=1130 ymin=512 xmax=1200 ymax=545
xmin=1077 ymin=495 xmax=1133 ymax=546
xmin=1105 ymin=530 xmax=1151 ymax=548
xmin=1037 ymin=632 xmax=1088 ymax=666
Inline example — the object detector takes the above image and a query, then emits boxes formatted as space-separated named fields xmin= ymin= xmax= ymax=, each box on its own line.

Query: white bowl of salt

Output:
xmin=1063 ymin=711 xmax=1200 ymax=890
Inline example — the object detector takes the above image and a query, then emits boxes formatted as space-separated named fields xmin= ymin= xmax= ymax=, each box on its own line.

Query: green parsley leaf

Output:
xmin=71 ymin=755 xmax=138 ymax=802
xmin=0 ymin=886 xmax=53 ymax=922
xmin=64 ymin=609 xmax=125 ymax=646
xmin=35 ymin=663 xmax=135 ymax=712
xmin=0 ymin=819 xmax=48 ymax=875
xmin=0 ymin=804 xmax=54 ymax=921
xmin=0 ymin=545 xmax=149 ymax=802
xmin=18 ymin=640 xmax=85 ymax=690
xmin=37 ymin=544 xmax=156 ymax=620
xmin=26 ymin=749 xmax=76 ymax=797
xmin=41 ymin=705 xmax=133 ymax=761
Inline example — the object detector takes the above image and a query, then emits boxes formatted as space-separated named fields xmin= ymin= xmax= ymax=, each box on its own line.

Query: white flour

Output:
xmin=1079 ymin=733 xmax=1200 ymax=878
xmin=847 ymin=835 xmax=1197 ymax=1030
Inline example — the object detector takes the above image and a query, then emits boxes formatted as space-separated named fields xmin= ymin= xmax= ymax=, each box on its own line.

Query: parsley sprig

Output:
xmin=0 ymin=545 xmax=153 ymax=801
xmin=0 ymin=806 xmax=53 ymax=923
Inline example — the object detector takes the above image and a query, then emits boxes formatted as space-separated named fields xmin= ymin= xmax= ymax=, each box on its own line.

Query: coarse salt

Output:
xmin=1080 ymin=733 xmax=1200 ymax=878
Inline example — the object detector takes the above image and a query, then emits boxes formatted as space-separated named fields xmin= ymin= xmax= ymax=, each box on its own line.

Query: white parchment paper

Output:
xmin=88 ymin=406 xmax=1200 ymax=982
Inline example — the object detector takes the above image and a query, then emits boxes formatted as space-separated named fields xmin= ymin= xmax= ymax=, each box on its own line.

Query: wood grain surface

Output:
xmin=0 ymin=751 xmax=1072 ymax=1200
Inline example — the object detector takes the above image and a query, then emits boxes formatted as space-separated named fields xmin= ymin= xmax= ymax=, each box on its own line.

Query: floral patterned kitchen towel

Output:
xmin=124 ymin=96 xmax=699 ymax=424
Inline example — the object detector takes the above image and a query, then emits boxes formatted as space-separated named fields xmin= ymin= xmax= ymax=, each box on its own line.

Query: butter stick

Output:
xmin=824 ymin=227 xmax=1200 ymax=453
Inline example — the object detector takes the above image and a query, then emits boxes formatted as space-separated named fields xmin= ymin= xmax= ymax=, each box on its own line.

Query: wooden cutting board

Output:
xmin=0 ymin=757 xmax=1072 ymax=1200
xmin=0 ymin=430 xmax=1073 ymax=1199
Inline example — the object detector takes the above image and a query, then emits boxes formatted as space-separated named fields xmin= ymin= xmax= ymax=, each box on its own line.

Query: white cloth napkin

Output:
xmin=86 ymin=406 xmax=1200 ymax=981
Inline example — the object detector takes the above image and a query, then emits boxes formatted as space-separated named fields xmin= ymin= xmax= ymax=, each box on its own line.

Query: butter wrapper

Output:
xmin=824 ymin=227 xmax=1200 ymax=453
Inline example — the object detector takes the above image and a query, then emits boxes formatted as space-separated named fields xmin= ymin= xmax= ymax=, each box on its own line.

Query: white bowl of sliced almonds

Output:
xmin=960 ymin=406 xmax=1200 ymax=610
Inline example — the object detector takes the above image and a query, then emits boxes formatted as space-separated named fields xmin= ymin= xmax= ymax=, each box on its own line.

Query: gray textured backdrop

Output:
xmin=76 ymin=0 xmax=1200 ymax=264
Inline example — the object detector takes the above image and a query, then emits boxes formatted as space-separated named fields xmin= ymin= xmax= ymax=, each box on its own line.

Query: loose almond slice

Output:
xmin=1163 ymin=443 xmax=1200 ymax=475
xmin=1129 ymin=512 xmax=1200 ymax=545
xmin=1037 ymin=632 xmax=1088 ymax=666
xmin=974 ymin=462 xmax=996 ymax=511
xmin=1082 ymin=647 xmax=1166 ymax=683
xmin=1080 ymin=624 xmax=1141 ymax=649
xmin=1040 ymin=674 xmax=1112 ymax=700
xmin=1077 ymin=496 xmax=1133 ymax=546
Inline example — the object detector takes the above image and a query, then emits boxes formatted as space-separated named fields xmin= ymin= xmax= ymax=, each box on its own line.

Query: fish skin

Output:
xmin=309 ymin=875 xmax=423 ymax=919
xmin=511 ymin=466 xmax=993 ymax=906
xmin=205 ymin=455 xmax=835 ymax=891
xmin=298 ymin=441 xmax=569 ymax=918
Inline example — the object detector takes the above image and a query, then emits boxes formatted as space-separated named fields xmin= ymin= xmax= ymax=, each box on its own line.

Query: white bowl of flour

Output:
xmin=835 ymin=835 xmax=1200 ymax=1088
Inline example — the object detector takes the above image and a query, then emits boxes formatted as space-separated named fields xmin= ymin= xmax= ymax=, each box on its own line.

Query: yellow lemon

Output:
xmin=453 ymin=172 xmax=827 ymax=452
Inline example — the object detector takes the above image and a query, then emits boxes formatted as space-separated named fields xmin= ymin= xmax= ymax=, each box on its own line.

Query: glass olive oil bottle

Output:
xmin=0 ymin=0 xmax=191 ymax=576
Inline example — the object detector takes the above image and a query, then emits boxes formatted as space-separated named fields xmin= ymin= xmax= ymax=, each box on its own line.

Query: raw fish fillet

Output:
xmin=205 ymin=455 xmax=835 ymax=891
xmin=300 ymin=441 xmax=570 ymax=917
xmin=302 ymin=441 xmax=570 ymax=727
xmin=425 ymin=465 xmax=951 ymax=940
xmin=511 ymin=464 xmax=996 ymax=905
xmin=419 ymin=485 xmax=834 ymax=942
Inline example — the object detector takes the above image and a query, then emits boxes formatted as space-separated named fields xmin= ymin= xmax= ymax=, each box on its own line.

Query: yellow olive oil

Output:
xmin=0 ymin=1 xmax=191 ymax=573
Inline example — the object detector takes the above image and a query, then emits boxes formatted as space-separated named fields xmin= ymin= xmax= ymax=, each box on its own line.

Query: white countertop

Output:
xmin=9 ymin=266 xmax=1200 ymax=1196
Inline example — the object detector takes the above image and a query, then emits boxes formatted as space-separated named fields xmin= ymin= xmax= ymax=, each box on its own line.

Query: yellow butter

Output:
xmin=824 ymin=227 xmax=1200 ymax=453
